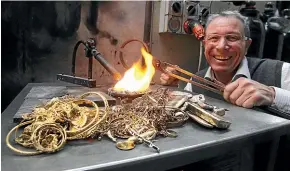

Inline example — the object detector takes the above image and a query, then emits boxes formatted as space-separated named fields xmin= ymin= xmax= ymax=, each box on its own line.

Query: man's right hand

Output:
xmin=223 ymin=77 xmax=275 ymax=108
xmin=160 ymin=66 xmax=179 ymax=86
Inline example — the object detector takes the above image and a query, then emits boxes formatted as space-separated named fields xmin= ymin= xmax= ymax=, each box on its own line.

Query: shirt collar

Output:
xmin=204 ymin=57 xmax=251 ymax=81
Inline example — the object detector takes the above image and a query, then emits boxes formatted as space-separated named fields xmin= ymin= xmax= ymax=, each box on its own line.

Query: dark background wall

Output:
xmin=2 ymin=1 xmax=82 ymax=111
xmin=1 ymin=1 xmax=146 ymax=111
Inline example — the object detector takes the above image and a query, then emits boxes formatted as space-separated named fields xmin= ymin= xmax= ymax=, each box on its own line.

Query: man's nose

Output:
xmin=216 ymin=38 xmax=229 ymax=51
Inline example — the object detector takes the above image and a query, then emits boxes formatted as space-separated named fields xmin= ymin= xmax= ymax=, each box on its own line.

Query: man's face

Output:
xmin=203 ymin=16 xmax=251 ymax=73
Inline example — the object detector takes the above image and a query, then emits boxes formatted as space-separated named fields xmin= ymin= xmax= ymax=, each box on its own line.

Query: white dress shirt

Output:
xmin=184 ymin=57 xmax=290 ymax=114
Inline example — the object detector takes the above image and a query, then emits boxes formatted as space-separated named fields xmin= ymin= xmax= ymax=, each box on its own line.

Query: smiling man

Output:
xmin=160 ymin=11 xmax=290 ymax=116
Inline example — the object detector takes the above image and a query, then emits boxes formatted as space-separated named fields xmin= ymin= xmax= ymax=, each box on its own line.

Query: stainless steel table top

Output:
xmin=2 ymin=83 xmax=290 ymax=171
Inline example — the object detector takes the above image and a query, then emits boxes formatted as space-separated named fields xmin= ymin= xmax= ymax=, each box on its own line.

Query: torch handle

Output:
xmin=92 ymin=49 xmax=122 ymax=80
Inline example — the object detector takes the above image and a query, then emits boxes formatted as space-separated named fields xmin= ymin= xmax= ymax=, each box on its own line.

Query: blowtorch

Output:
xmin=57 ymin=38 xmax=122 ymax=88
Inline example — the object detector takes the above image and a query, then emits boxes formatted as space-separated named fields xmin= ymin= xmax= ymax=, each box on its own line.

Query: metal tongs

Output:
xmin=152 ymin=59 xmax=225 ymax=95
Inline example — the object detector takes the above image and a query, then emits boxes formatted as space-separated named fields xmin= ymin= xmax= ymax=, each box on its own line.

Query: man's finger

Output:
xmin=223 ymin=80 xmax=239 ymax=102
xmin=228 ymin=85 xmax=245 ymax=104
xmin=160 ymin=73 xmax=170 ymax=80
xmin=160 ymin=77 xmax=169 ymax=85
xmin=166 ymin=65 xmax=179 ymax=73
xmin=166 ymin=67 xmax=176 ymax=72
xmin=242 ymin=96 xmax=256 ymax=108
xmin=235 ymin=90 xmax=252 ymax=106
xmin=160 ymin=74 xmax=176 ymax=85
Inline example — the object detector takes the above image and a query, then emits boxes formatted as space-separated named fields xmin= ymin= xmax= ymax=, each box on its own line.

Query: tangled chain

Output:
xmin=104 ymin=88 xmax=188 ymax=139
xmin=6 ymin=88 xmax=188 ymax=155
xmin=6 ymin=92 xmax=108 ymax=155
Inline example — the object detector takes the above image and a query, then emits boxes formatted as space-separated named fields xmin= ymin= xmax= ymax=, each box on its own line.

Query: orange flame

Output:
xmin=113 ymin=47 xmax=155 ymax=92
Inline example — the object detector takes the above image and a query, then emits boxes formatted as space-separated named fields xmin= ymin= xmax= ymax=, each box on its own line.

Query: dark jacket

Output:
xmin=189 ymin=57 xmax=287 ymax=118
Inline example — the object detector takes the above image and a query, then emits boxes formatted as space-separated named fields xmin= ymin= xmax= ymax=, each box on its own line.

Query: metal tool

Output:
xmin=57 ymin=38 xmax=122 ymax=87
xmin=152 ymin=59 xmax=225 ymax=95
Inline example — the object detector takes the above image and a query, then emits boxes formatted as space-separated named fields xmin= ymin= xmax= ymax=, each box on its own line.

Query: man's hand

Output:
xmin=160 ymin=65 xmax=179 ymax=86
xmin=223 ymin=77 xmax=276 ymax=108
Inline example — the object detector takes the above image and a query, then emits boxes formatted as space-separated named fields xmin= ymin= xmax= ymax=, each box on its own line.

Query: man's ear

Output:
xmin=245 ymin=38 xmax=252 ymax=52
xmin=202 ymin=39 xmax=206 ymax=46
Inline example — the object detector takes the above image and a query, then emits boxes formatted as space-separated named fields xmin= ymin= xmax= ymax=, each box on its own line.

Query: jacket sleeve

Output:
xmin=269 ymin=62 xmax=290 ymax=116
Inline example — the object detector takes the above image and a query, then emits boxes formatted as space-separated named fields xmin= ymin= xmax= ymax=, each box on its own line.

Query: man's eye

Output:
xmin=208 ymin=37 xmax=219 ymax=41
xmin=227 ymin=36 xmax=240 ymax=41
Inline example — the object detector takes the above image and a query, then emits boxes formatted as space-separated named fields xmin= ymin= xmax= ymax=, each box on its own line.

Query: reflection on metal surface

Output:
xmin=187 ymin=112 xmax=214 ymax=128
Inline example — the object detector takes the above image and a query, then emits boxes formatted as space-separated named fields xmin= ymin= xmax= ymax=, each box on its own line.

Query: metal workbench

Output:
xmin=2 ymin=83 xmax=290 ymax=171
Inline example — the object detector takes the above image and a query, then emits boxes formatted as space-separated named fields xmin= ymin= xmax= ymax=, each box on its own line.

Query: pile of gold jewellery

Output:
xmin=6 ymin=88 xmax=188 ymax=155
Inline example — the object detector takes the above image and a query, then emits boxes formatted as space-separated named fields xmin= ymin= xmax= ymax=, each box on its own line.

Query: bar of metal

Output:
xmin=186 ymin=102 xmax=231 ymax=129
xmin=187 ymin=112 xmax=214 ymax=128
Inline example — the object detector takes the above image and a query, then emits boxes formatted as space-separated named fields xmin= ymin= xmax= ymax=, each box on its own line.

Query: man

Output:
xmin=160 ymin=11 xmax=290 ymax=116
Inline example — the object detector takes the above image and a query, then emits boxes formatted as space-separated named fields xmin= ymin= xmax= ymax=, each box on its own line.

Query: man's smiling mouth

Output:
xmin=213 ymin=55 xmax=233 ymax=61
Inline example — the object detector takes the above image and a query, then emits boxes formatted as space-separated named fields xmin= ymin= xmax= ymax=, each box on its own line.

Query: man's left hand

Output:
xmin=223 ymin=77 xmax=276 ymax=108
